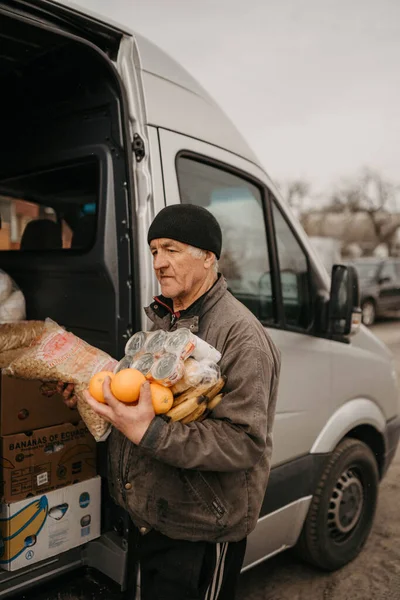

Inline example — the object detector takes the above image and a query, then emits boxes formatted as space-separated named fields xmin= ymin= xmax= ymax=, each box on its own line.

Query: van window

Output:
xmin=176 ymin=156 xmax=275 ymax=323
xmin=272 ymin=202 xmax=312 ymax=329
xmin=0 ymin=158 xmax=98 ymax=251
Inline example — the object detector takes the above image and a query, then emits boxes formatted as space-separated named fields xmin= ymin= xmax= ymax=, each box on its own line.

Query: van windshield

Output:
xmin=0 ymin=158 xmax=99 ymax=251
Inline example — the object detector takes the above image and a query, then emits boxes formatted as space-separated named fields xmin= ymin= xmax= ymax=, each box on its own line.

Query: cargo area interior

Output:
xmin=0 ymin=10 xmax=133 ymax=590
xmin=0 ymin=11 xmax=135 ymax=360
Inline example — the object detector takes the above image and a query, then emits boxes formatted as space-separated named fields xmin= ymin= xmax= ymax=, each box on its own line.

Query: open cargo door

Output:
xmin=0 ymin=0 xmax=144 ymax=358
xmin=0 ymin=0 xmax=125 ymax=57
xmin=0 ymin=1 xmax=145 ymax=596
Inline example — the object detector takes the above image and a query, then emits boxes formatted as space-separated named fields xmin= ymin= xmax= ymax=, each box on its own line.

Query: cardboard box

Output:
xmin=0 ymin=421 xmax=97 ymax=503
xmin=0 ymin=373 xmax=79 ymax=436
xmin=0 ymin=476 xmax=101 ymax=571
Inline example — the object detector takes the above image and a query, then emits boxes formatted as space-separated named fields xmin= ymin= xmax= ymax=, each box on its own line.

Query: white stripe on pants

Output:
xmin=205 ymin=542 xmax=229 ymax=600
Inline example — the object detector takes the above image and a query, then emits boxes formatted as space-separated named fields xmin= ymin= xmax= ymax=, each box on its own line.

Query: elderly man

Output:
xmin=62 ymin=204 xmax=281 ymax=600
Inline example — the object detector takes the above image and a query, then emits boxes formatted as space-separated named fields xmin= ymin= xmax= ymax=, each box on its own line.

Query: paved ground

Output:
xmin=238 ymin=447 xmax=400 ymax=600
xmin=16 ymin=320 xmax=400 ymax=600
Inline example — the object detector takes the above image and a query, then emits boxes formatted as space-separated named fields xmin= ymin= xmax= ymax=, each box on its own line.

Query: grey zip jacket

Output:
xmin=107 ymin=276 xmax=281 ymax=542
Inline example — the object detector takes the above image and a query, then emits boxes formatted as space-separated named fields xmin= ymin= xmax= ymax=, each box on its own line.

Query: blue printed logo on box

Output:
xmin=79 ymin=493 xmax=90 ymax=508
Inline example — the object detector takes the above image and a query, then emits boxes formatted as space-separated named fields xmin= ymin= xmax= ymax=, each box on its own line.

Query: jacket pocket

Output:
xmin=182 ymin=470 xmax=229 ymax=526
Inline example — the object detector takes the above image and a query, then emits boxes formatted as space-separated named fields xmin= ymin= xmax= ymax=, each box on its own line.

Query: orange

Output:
xmin=89 ymin=371 xmax=115 ymax=403
xmin=111 ymin=368 xmax=146 ymax=403
xmin=150 ymin=382 xmax=173 ymax=414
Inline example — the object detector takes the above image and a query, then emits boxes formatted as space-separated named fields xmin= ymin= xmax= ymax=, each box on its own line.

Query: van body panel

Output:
xmin=383 ymin=415 xmax=400 ymax=475
xmin=117 ymin=36 xmax=149 ymax=151
xmin=353 ymin=324 xmax=398 ymax=365
xmin=133 ymin=34 xmax=263 ymax=169
xmin=260 ymin=453 xmax=327 ymax=517
xmin=141 ymin=71 xmax=262 ymax=167
xmin=310 ymin=398 xmax=386 ymax=454
xmin=137 ymin=126 xmax=166 ymax=323
xmin=159 ymin=127 xmax=269 ymax=187
xmin=331 ymin=331 xmax=399 ymax=421
xmin=243 ymin=497 xmax=312 ymax=570
xmin=265 ymin=328 xmax=333 ymax=466
xmin=134 ymin=33 xmax=216 ymax=101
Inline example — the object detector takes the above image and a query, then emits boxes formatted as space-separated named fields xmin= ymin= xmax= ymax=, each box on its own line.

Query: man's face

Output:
xmin=150 ymin=238 xmax=210 ymax=300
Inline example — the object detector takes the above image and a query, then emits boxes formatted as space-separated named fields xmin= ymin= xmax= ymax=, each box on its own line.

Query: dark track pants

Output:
xmin=135 ymin=529 xmax=247 ymax=600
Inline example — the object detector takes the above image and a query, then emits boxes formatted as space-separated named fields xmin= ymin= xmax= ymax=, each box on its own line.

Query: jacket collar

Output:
xmin=144 ymin=275 xmax=227 ymax=332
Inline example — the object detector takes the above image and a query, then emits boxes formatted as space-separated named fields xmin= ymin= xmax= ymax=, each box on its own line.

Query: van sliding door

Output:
xmin=158 ymin=128 xmax=334 ymax=568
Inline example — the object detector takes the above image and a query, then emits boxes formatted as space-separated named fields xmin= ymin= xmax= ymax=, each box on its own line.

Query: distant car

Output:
xmin=348 ymin=258 xmax=400 ymax=325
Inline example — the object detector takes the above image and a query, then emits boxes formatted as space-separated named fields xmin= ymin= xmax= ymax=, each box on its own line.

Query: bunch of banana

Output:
xmin=0 ymin=496 xmax=48 ymax=564
xmin=166 ymin=376 xmax=226 ymax=424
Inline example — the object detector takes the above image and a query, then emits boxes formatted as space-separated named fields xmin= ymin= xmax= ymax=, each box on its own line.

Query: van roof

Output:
xmin=14 ymin=1 xmax=264 ymax=169
xmin=133 ymin=33 xmax=262 ymax=168
xmin=58 ymin=4 xmax=262 ymax=167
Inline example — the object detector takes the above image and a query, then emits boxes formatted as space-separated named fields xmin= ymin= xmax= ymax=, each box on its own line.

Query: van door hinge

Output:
xmin=132 ymin=134 xmax=145 ymax=162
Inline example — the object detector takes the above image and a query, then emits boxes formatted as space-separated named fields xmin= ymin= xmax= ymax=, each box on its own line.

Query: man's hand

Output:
xmin=57 ymin=382 xmax=77 ymax=409
xmin=84 ymin=377 xmax=156 ymax=445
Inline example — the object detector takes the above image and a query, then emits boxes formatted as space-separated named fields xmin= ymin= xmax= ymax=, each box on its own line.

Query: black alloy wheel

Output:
xmin=296 ymin=438 xmax=379 ymax=571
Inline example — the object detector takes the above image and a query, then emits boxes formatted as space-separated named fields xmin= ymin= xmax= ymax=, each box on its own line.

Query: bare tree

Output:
xmin=280 ymin=179 xmax=311 ymax=216
xmin=328 ymin=168 xmax=397 ymax=213
xmin=302 ymin=168 xmax=400 ymax=256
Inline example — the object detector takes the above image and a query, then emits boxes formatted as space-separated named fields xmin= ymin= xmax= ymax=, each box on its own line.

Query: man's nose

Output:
xmin=153 ymin=252 xmax=169 ymax=270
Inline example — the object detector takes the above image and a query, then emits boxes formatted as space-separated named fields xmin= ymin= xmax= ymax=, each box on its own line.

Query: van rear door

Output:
xmin=0 ymin=0 xmax=148 ymax=357
xmin=1 ymin=0 xmax=125 ymax=57
xmin=0 ymin=2 xmax=146 ymax=596
xmin=0 ymin=0 xmax=148 ymax=142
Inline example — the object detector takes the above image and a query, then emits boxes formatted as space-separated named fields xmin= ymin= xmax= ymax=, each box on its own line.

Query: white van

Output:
xmin=0 ymin=1 xmax=399 ymax=597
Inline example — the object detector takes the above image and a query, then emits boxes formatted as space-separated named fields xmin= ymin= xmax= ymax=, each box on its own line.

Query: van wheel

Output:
xmin=296 ymin=438 xmax=379 ymax=571
xmin=361 ymin=300 xmax=376 ymax=326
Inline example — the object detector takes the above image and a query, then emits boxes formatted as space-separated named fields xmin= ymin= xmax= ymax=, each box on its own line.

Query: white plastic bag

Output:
xmin=0 ymin=270 xmax=26 ymax=323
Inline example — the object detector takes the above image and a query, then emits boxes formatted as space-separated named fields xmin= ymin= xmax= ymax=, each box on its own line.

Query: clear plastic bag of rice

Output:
xmin=4 ymin=318 xmax=117 ymax=441
xmin=0 ymin=270 xmax=26 ymax=323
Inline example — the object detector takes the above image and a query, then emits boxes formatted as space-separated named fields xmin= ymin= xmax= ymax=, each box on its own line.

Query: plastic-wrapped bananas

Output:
xmin=166 ymin=376 xmax=226 ymax=424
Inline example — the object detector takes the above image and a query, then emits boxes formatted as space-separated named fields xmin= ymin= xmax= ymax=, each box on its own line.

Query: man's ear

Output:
xmin=204 ymin=251 xmax=215 ymax=270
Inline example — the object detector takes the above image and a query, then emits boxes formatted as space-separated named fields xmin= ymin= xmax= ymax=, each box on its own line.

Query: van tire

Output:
xmin=296 ymin=437 xmax=379 ymax=571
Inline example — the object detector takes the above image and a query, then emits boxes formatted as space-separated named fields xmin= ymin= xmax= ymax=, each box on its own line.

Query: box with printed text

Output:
xmin=0 ymin=476 xmax=101 ymax=571
xmin=0 ymin=421 xmax=97 ymax=503
xmin=0 ymin=373 xmax=80 ymax=436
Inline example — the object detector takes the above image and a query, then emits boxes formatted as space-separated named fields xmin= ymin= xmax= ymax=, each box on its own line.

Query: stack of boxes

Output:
xmin=0 ymin=373 xmax=101 ymax=571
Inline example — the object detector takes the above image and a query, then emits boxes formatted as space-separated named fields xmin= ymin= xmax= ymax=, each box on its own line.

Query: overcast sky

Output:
xmin=65 ymin=0 xmax=399 ymax=193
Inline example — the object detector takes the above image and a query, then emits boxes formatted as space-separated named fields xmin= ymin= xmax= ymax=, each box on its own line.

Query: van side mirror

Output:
xmin=328 ymin=264 xmax=361 ymax=336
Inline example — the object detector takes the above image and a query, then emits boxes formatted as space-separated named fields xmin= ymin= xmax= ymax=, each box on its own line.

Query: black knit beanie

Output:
xmin=147 ymin=204 xmax=222 ymax=259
